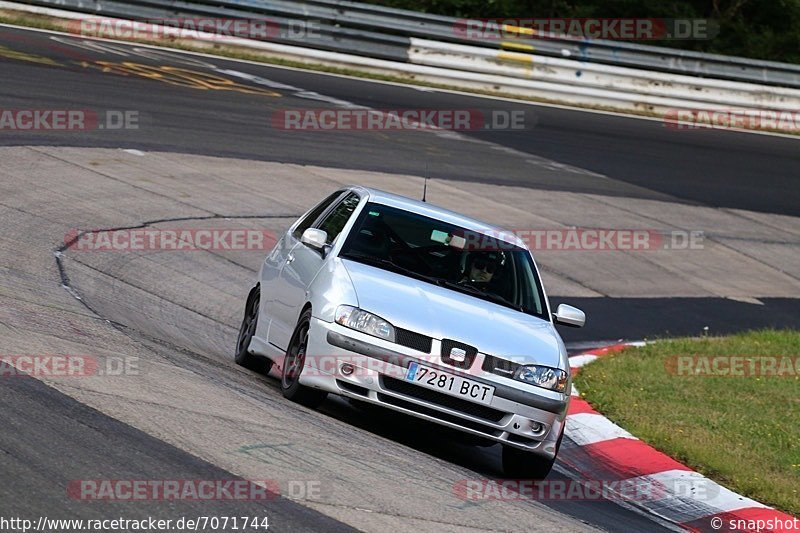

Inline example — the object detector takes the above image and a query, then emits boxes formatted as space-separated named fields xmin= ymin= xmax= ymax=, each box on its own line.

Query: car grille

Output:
xmin=381 ymin=376 xmax=506 ymax=422
xmin=376 ymin=393 xmax=503 ymax=437
xmin=482 ymin=354 xmax=521 ymax=378
xmin=395 ymin=328 xmax=432 ymax=353
xmin=441 ymin=339 xmax=477 ymax=369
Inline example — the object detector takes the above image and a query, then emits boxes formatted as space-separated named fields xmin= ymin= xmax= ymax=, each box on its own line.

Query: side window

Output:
xmin=317 ymin=193 xmax=361 ymax=245
xmin=292 ymin=191 xmax=344 ymax=240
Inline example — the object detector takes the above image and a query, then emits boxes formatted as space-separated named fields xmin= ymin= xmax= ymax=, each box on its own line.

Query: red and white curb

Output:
xmin=562 ymin=343 xmax=797 ymax=532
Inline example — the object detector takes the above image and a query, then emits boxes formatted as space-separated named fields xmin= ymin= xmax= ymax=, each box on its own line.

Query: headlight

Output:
xmin=335 ymin=305 xmax=395 ymax=342
xmin=515 ymin=365 xmax=568 ymax=393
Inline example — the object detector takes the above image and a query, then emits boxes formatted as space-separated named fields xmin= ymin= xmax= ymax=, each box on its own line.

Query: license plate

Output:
xmin=404 ymin=362 xmax=495 ymax=406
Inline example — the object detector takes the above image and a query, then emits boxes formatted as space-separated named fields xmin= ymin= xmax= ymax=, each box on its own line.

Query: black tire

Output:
xmin=235 ymin=287 xmax=273 ymax=374
xmin=281 ymin=309 xmax=328 ymax=408
xmin=501 ymin=429 xmax=563 ymax=480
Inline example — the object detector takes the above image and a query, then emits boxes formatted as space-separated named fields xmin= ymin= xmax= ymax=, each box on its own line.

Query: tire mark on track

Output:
xmin=53 ymin=213 xmax=299 ymax=369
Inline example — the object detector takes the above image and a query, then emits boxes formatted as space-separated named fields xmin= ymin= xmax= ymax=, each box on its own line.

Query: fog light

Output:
xmin=340 ymin=363 xmax=355 ymax=376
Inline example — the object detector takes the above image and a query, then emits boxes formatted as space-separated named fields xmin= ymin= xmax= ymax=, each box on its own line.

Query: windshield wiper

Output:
xmin=342 ymin=253 xmax=526 ymax=313
xmin=340 ymin=253 xmax=441 ymax=284
xmin=435 ymin=280 xmax=525 ymax=313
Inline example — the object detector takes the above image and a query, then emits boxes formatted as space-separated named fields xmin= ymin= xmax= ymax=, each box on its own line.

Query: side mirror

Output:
xmin=301 ymin=228 xmax=328 ymax=251
xmin=553 ymin=304 xmax=585 ymax=328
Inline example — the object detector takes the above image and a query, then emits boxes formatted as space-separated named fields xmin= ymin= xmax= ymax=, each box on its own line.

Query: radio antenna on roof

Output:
xmin=422 ymin=164 xmax=428 ymax=203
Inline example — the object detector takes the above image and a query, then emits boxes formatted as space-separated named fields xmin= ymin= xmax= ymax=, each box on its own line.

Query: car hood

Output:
xmin=341 ymin=259 xmax=563 ymax=368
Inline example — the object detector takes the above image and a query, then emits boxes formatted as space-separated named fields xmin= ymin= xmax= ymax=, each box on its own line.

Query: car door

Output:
xmin=260 ymin=190 xmax=345 ymax=348
xmin=267 ymin=191 xmax=361 ymax=350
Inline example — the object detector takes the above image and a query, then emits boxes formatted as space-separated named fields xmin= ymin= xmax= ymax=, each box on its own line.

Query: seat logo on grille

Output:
xmin=449 ymin=347 xmax=467 ymax=362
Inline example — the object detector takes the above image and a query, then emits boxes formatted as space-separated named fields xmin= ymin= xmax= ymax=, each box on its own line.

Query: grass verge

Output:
xmin=573 ymin=329 xmax=800 ymax=515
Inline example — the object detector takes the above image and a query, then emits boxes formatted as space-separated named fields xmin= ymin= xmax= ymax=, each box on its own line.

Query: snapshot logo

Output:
xmin=64 ymin=228 xmax=278 ymax=252
xmin=450 ymin=229 xmax=705 ymax=252
xmin=68 ymin=18 xmax=320 ymax=42
xmin=453 ymin=478 xmax=719 ymax=501
xmin=453 ymin=18 xmax=717 ymax=41
xmin=0 ymin=355 xmax=139 ymax=377
xmin=665 ymin=108 xmax=800 ymax=133
xmin=722 ymin=517 xmax=800 ymax=532
xmin=271 ymin=109 xmax=527 ymax=131
xmin=67 ymin=479 xmax=322 ymax=501
xmin=0 ymin=109 xmax=139 ymax=131
xmin=666 ymin=356 xmax=800 ymax=377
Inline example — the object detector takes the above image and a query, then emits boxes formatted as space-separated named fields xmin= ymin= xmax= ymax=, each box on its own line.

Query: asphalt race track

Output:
xmin=2 ymin=26 xmax=799 ymax=216
xmin=1 ymin=25 xmax=798 ymax=341
xmin=1 ymin=23 xmax=798 ymax=532
xmin=0 ymin=370 xmax=356 ymax=532
xmin=0 ymin=29 xmax=800 ymax=215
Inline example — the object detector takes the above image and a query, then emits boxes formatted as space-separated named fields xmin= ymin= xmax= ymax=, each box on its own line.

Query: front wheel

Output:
xmin=281 ymin=309 xmax=328 ymax=408
xmin=235 ymin=287 xmax=273 ymax=374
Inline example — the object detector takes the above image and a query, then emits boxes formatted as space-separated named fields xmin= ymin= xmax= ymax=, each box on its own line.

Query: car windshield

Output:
xmin=339 ymin=202 xmax=548 ymax=319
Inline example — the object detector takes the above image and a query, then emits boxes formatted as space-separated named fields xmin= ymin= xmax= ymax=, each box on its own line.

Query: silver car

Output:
xmin=236 ymin=186 xmax=585 ymax=478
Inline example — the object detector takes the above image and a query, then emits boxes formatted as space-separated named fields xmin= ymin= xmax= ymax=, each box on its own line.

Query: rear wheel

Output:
xmin=281 ymin=309 xmax=328 ymax=408
xmin=235 ymin=287 xmax=273 ymax=374
xmin=501 ymin=429 xmax=563 ymax=479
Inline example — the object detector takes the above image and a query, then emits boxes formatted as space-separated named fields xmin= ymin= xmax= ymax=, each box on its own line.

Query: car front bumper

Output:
xmin=301 ymin=317 xmax=569 ymax=459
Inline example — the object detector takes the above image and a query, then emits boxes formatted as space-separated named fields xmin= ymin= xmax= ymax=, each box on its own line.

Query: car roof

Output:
xmin=345 ymin=185 xmax=527 ymax=249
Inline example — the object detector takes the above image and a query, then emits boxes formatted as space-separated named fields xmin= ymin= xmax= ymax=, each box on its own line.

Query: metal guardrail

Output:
xmin=17 ymin=0 xmax=800 ymax=88
xmin=298 ymin=0 xmax=800 ymax=88
xmin=8 ymin=0 xmax=800 ymax=126
xmin=22 ymin=0 xmax=412 ymax=60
